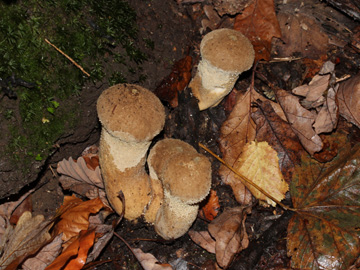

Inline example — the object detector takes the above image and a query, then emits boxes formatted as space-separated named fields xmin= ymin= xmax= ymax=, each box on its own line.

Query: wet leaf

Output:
xmin=234 ymin=0 xmax=281 ymax=61
xmin=0 ymin=212 xmax=52 ymax=270
xmin=199 ymin=190 xmax=220 ymax=221
xmin=337 ymin=74 xmax=360 ymax=128
xmin=154 ymin=55 xmax=192 ymax=108
xmin=252 ymin=99 xmax=303 ymax=182
xmin=208 ymin=206 xmax=251 ymax=268
xmin=132 ymin=248 xmax=173 ymax=270
xmin=288 ymin=144 xmax=360 ymax=269
xmin=45 ymin=230 xmax=95 ymax=270
xmin=233 ymin=141 xmax=289 ymax=206
xmin=275 ymin=88 xmax=323 ymax=155
xmin=54 ymin=196 xmax=104 ymax=244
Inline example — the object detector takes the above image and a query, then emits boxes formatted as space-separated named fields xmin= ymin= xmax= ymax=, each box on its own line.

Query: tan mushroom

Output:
xmin=147 ymin=138 xmax=212 ymax=239
xmin=189 ymin=28 xmax=255 ymax=110
xmin=97 ymin=84 xmax=165 ymax=220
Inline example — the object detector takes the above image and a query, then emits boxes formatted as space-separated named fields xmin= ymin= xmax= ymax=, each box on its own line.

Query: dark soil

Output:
xmin=3 ymin=0 xmax=360 ymax=269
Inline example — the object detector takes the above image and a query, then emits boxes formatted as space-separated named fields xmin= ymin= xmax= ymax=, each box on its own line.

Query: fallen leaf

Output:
xmin=54 ymin=196 xmax=104 ymax=244
xmin=337 ymin=74 xmax=360 ymax=128
xmin=208 ymin=206 xmax=251 ymax=268
xmin=313 ymin=84 xmax=339 ymax=134
xmin=86 ymin=223 xmax=114 ymax=263
xmin=154 ymin=56 xmax=192 ymax=108
xmin=252 ymin=99 xmax=303 ymax=182
xmin=57 ymin=156 xmax=104 ymax=189
xmin=288 ymin=144 xmax=360 ymax=269
xmin=0 ymin=212 xmax=52 ymax=270
xmin=9 ymin=195 xmax=32 ymax=225
xmin=292 ymin=74 xmax=330 ymax=109
xmin=199 ymin=190 xmax=220 ymax=221
xmin=218 ymin=88 xmax=258 ymax=205
xmin=45 ymin=230 xmax=95 ymax=270
xmin=274 ymin=12 xmax=329 ymax=59
xmin=22 ymin=234 xmax=63 ymax=270
xmin=234 ymin=0 xmax=282 ymax=61
xmin=233 ymin=141 xmax=289 ymax=206
xmin=132 ymin=248 xmax=173 ymax=270
xmin=188 ymin=230 xmax=216 ymax=254
xmin=275 ymin=88 xmax=323 ymax=155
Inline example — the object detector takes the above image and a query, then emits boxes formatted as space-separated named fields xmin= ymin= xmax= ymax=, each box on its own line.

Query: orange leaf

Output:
xmin=234 ymin=0 xmax=281 ymax=61
xmin=54 ymin=196 xmax=104 ymax=243
xmin=154 ymin=56 xmax=192 ymax=107
xmin=199 ymin=190 xmax=220 ymax=221
xmin=45 ymin=230 xmax=95 ymax=270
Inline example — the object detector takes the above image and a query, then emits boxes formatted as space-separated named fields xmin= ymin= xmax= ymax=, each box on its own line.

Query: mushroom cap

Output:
xmin=200 ymin=28 xmax=255 ymax=73
xmin=161 ymin=151 xmax=212 ymax=204
xmin=97 ymin=84 xmax=165 ymax=142
xmin=147 ymin=138 xmax=197 ymax=179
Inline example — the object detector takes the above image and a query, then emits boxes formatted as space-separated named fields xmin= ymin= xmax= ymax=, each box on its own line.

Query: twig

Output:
xmin=44 ymin=38 xmax=90 ymax=77
xmin=199 ymin=143 xmax=295 ymax=212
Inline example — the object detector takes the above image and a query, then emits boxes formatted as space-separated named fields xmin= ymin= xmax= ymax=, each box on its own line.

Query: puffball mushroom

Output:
xmin=147 ymin=138 xmax=212 ymax=240
xmin=97 ymin=84 xmax=165 ymax=220
xmin=189 ymin=28 xmax=255 ymax=110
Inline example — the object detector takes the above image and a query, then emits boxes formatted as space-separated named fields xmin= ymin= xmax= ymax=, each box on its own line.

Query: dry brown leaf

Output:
xmin=313 ymin=84 xmax=339 ymax=134
xmin=199 ymin=190 xmax=220 ymax=221
xmin=252 ymin=100 xmax=303 ymax=182
xmin=208 ymin=206 xmax=251 ymax=269
xmin=188 ymin=230 xmax=216 ymax=254
xmin=233 ymin=141 xmax=288 ymax=206
xmin=54 ymin=196 xmax=104 ymax=244
xmin=132 ymin=248 xmax=173 ymax=270
xmin=219 ymin=88 xmax=258 ymax=205
xmin=86 ymin=223 xmax=114 ymax=263
xmin=274 ymin=12 xmax=329 ymax=59
xmin=22 ymin=234 xmax=63 ymax=270
xmin=57 ymin=156 xmax=103 ymax=188
xmin=0 ymin=212 xmax=52 ymax=270
xmin=275 ymin=89 xmax=323 ymax=155
xmin=292 ymin=74 xmax=330 ymax=109
xmin=337 ymin=74 xmax=360 ymax=128
xmin=234 ymin=0 xmax=281 ymax=61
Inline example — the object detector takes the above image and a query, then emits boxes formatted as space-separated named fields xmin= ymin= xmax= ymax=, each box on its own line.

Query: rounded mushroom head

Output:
xmin=97 ymin=84 xmax=165 ymax=142
xmin=161 ymin=152 xmax=212 ymax=204
xmin=200 ymin=28 xmax=255 ymax=73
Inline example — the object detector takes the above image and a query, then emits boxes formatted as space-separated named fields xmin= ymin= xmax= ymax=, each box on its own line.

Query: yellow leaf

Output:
xmin=234 ymin=141 xmax=288 ymax=206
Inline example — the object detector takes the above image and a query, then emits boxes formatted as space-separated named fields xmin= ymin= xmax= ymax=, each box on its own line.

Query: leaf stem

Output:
xmin=199 ymin=143 xmax=296 ymax=212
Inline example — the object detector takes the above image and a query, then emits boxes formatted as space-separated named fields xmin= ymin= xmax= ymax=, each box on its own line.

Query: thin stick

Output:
xmin=44 ymin=38 xmax=90 ymax=77
xmin=199 ymin=143 xmax=295 ymax=212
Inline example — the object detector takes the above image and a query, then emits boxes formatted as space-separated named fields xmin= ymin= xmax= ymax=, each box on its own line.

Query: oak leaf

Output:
xmin=288 ymin=144 xmax=360 ymax=269
xmin=233 ymin=141 xmax=288 ymax=206
xmin=234 ymin=0 xmax=281 ymax=61
xmin=199 ymin=190 xmax=220 ymax=221
xmin=337 ymin=74 xmax=360 ymax=128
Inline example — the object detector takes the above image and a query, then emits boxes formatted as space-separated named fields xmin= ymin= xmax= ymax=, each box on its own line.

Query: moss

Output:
xmin=0 ymin=0 xmax=147 ymax=163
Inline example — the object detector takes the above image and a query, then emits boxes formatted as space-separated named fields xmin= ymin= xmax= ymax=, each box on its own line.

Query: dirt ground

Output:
xmin=4 ymin=0 xmax=360 ymax=269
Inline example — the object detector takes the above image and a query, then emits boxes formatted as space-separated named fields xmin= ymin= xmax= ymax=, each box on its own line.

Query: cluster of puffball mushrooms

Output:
xmin=96 ymin=29 xmax=255 ymax=240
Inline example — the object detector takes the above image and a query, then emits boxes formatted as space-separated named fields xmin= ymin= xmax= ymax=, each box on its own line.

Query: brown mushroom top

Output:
xmin=97 ymin=84 xmax=165 ymax=142
xmin=161 ymin=151 xmax=212 ymax=204
xmin=200 ymin=28 xmax=255 ymax=73
xmin=147 ymin=138 xmax=197 ymax=176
